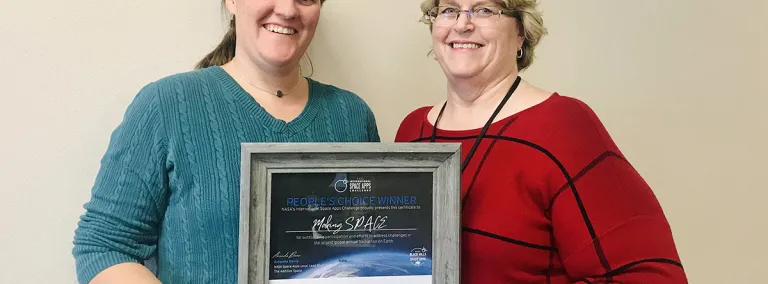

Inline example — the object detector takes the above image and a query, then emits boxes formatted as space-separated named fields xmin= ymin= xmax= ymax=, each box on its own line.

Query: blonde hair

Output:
xmin=419 ymin=0 xmax=547 ymax=71
xmin=195 ymin=0 xmax=326 ymax=69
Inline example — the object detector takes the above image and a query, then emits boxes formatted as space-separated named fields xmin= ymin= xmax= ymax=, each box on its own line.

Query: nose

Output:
xmin=453 ymin=11 xmax=474 ymax=33
xmin=274 ymin=0 xmax=299 ymax=19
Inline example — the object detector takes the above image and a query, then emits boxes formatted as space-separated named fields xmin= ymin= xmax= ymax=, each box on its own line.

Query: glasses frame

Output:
xmin=422 ymin=5 xmax=520 ymax=26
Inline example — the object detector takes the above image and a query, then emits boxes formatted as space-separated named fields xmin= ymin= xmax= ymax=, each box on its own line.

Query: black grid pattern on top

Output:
xmin=410 ymin=120 xmax=684 ymax=281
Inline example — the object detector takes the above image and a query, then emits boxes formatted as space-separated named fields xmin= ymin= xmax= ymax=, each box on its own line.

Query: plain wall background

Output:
xmin=1 ymin=0 xmax=765 ymax=283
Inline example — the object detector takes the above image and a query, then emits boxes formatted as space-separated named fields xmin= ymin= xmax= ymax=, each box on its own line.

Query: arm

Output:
xmin=334 ymin=89 xmax=380 ymax=142
xmin=90 ymin=263 xmax=161 ymax=284
xmin=365 ymin=107 xmax=381 ymax=142
xmin=551 ymin=157 xmax=687 ymax=283
xmin=546 ymin=101 xmax=688 ymax=283
xmin=73 ymin=82 xmax=169 ymax=284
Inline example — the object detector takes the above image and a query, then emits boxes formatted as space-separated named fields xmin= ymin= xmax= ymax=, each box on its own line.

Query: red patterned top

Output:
xmin=394 ymin=93 xmax=688 ymax=283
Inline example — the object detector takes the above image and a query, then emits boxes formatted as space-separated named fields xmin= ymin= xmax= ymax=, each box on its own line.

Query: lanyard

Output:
xmin=430 ymin=76 xmax=522 ymax=172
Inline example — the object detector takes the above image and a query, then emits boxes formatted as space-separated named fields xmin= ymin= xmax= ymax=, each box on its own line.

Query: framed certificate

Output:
xmin=238 ymin=143 xmax=461 ymax=284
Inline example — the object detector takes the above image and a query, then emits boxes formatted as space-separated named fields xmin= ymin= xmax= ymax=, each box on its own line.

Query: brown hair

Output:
xmin=195 ymin=0 xmax=326 ymax=69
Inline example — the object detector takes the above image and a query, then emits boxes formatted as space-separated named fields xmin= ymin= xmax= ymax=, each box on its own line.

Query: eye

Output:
xmin=438 ymin=7 xmax=458 ymax=15
xmin=297 ymin=0 xmax=318 ymax=5
xmin=474 ymin=7 xmax=495 ymax=17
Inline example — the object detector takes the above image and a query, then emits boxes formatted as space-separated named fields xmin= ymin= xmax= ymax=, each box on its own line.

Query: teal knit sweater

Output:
xmin=72 ymin=66 xmax=380 ymax=283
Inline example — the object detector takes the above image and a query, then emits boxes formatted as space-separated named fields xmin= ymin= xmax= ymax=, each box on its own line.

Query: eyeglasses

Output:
xmin=423 ymin=6 xmax=518 ymax=27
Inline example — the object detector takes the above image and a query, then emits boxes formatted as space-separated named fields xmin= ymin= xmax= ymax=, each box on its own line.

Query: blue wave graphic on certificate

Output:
xmin=291 ymin=251 xmax=432 ymax=278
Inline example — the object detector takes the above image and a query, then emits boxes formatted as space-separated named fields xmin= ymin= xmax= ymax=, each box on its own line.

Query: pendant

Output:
xmin=276 ymin=90 xmax=284 ymax=98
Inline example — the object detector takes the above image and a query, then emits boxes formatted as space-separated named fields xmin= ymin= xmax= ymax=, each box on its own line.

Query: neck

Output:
xmin=445 ymin=69 xmax=519 ymax=115
xmin=230 ymin=55 xmax=302 ymax=95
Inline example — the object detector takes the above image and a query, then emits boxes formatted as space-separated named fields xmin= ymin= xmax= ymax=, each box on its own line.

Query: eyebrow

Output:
xmin=438 ymin=0 xmax=503 ymax=8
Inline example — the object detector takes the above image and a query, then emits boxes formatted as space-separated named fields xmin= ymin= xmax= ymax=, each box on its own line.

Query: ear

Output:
xmin=225 ymin=0 xmax=237 ymax=15
xmin=514 ymin=18 xmax=525 ymax=50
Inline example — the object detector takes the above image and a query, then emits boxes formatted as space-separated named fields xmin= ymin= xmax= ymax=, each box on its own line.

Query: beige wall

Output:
xmin=0 ymin=0 xmax=765 ymax=283
xmin=0 ymin=0 xmax=228 ymax=282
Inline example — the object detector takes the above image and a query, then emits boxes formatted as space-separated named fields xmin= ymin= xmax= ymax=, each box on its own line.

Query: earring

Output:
xmin=517 ymin=48 xmax=524 ymax=59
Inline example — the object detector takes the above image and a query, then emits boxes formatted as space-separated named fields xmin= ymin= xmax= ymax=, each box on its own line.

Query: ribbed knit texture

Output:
xmin=72 ymin=66 xmax=380 ymax=284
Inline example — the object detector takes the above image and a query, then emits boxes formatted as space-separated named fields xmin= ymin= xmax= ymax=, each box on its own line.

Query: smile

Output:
xmin=449 ymin=41 xmax=484 ymax=50
xmin=264 ymin=24 xmax=297 ymax=35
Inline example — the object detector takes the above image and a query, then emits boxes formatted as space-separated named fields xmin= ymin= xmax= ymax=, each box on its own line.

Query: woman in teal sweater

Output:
xmin=72 ymin=0 xmax=379 ymax=283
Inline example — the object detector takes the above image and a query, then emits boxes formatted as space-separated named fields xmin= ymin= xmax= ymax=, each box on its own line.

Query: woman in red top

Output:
xmin=395 ymin=0 xmax=688 ymax=283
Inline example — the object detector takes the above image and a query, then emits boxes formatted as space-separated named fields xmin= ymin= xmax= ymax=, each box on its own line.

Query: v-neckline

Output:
xmin=210 ymin=66 xmax=320 ymax=135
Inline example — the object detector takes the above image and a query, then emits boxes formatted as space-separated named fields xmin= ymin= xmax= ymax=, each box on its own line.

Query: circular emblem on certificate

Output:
xmin=333 ymin=179 xmax=348 ymax=193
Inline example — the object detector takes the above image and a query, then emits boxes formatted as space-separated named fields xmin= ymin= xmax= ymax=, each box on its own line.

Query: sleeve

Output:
xmin=366 ymin=107 xmax=381 ymax=142
xmin=72 ymin=82 xmax=170 ymax=284
xmin=545 ymin=100 xmax=688 ymax=283
xmin=336 ymin=89 xmax=380 ymax=142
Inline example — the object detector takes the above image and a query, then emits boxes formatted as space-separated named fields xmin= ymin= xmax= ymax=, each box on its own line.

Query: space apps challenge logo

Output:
xmin=333 ymin=177 xmax=372 ymax=193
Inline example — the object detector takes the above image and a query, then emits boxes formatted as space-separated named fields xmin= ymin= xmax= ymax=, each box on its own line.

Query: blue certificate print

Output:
xmin=268 ymin=172 xmax=433 ymax=283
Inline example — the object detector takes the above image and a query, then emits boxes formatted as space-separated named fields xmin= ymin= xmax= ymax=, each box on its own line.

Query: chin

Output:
xmin=257 ymin=45 xmax=303 ymax=66
xmin=437 ymin=51 xmax=487 ymax=79
xmin=442 ymin=64 xmax=483 ymax=79
xmin=252 ymin=27 xmax=308 ymax=67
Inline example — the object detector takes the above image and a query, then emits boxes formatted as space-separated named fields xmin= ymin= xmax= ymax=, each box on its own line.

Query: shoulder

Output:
xmin=535 ymin=94 xmax=608 ymax=130
xmin=399 ymin=106 xmax=432 ymax=127
xmin=309 ymin=79 xmax=366 ymax=106
xmin=545 ymin=94 xmax=613 ymax=141
xmin=308 ymin=79 xmax=374 ymax=116
xmin=523 ymin=93 xmax=623 ymax=164
xmin=126 ymin=67 xmax=221 ymax=109
xmin=119 ymin=67 xmax=225 ymax=125
xmin=148 ymin=67 xmax=220 ymax=97
xmin=394 ymin=106 xmax=432 ymax=142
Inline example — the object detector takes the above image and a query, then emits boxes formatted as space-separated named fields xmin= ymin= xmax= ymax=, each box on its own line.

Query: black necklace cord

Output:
xmin=430 ymin=76 xmax=523 ymax=172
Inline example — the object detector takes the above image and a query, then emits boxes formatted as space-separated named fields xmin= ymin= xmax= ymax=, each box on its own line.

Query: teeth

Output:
xmin=452 ymin=43 xmax=480 ymax=49
xmin=265 ymin=24 xmax=296 ymax=35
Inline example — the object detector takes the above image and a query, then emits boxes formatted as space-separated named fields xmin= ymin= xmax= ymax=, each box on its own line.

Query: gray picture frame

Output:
xmin=238 ymin=142 xmax=461 ymax=284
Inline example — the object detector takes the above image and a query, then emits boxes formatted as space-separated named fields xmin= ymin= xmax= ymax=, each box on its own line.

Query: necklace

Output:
xmin=236 ymin=72 xmax=302 ymax=98
xmin=430 ymin=76 xmax=522 ymax=172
